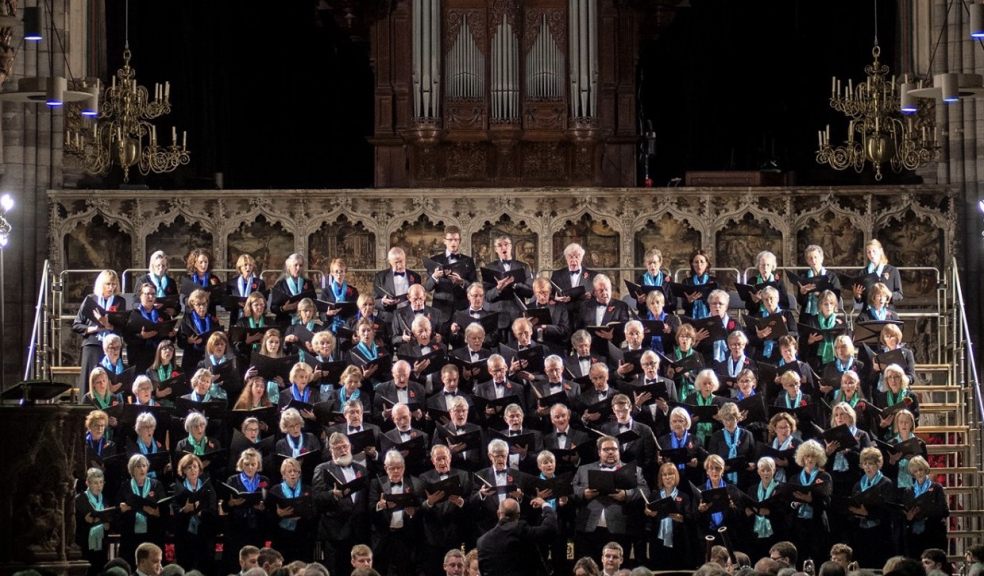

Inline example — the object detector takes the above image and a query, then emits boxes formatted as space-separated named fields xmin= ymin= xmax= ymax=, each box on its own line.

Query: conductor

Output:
xmin=477 ymin=497 xmax=558 ymax=576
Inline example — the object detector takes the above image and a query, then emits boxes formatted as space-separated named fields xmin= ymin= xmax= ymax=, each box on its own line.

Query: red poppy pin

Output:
xmin=109 ymin=306 xmax=118 ymax=312
xmin=259 ymin=481 xmax=268 ymax=489
xmin=507 ymin=475 xmax=514 ymax=483
xmin=564 ymin=384 xmax=571 ymax=391
xmin=506 ymin=383 xmax=512 ymax=390
xmin=251 ymin=282 xmax=258 ymax=291
xmin=409 ymin=391 xmax=416 ymax=398
xmin=607 ymin=306 xmax=614 ymax=313
xmin=816 ymin=479 xmax=824 ymax=485
xmin=149 ymin=491 xmax=156 ymax=498
xmin=583 ymin=272 xmax=589 ymax=280
xmin=208 ymin=442 xmax=215 ymax=449
xmin=356 ymin=471 xmax=363 ymax=478
xmin=675 ymin=497 xmax=683 ymax=503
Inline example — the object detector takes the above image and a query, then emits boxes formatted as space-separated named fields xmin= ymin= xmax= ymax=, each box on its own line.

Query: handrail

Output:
xmin=24 ymin=260 xmax=50 ymax=382
xmin=950 ymin=257 xmax=984 ymax=469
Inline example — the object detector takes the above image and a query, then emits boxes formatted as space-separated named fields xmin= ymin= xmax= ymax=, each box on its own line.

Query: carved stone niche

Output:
xmin=552 ymin=214 xmax=620 ymax=271
xmin=471 ymin=216 xmax=539 ymax=272
xmin=635 ymin=214 xmax=702 ymax=274
xmin=0 ymin=405 xmax=89 ymax=576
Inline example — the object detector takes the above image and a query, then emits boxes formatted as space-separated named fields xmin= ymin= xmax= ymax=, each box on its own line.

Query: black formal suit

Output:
xmin=578 ymin=297 xmax=631 ymax=332
xmin=564 ymin=352 xmax=607 ymax=381
xmin=325 ymin=422 xmax=383 ymax=473
xmin=368 ymin=475 xmax=425 ymax=576
xmin=477 ymin=504 xmax=558 ymax=576
xmin=600 ymin=420 xmax=659 ymax=482
xmin=529 ymin=378 xmax=582 ymax=430
xmin=621 ymin=374 xmax=678 ymax=437
xmin=418 ymin=467 xmax=474 ymax=571
xmin=450 ymin=346 xmax=493 ymax=392
xmin=430 ymin=421 xmax=485 ymax=471
xmin=498 ymin=426 xmax=544 ymax=475
xmin=224 ymin=275 xmax=268 ymax=325
xmin=391 ymin=304 xmax=445 ymax=345
xmin=543 ymin=427 xmax=593 ymax=472
xmin=576 ymin=387 xmax=617 ymax=426
xmin=371 ymin=381 xmax=427 ymax=428
xmin=525 ymin=300 xmax=571 ymax=355
xmin=484 ymin=258 xmax=534 ymax=333
xmin=425 ymin=388 xmax=475 ymax=423
xmin=470 ymin=467 xmax=536 ymax=534
xmin=73 ymin=293 xmax=127 ymax=396
xmin=424 ymin=252 xmax=477 ymax=317
xmin=372 ymin=268 xmax=423 ymax=319
xmin=396 ymin=339 xmax=448 ymax=392
xmin=571 ymin=460 xmax=649 ymax=560
xmin=380 ymin=427 xmax=430 ymax=475
xmin=550 ymin=267 xmax=596 ymax=329
xmin=449 ymin=308 xmax=500 ymax=348
xmin=473 ymin=377 xmax=528 ymax=426
xmin=270 ymin=276 xmax=316 ymax=324
xmin=311 ymin=460 xmax=370 ymax=576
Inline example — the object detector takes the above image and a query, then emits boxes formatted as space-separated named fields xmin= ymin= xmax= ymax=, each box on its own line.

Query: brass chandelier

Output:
xmin=815 ymin=42 xmax=938 ymax=182
xmin=64 ymin=0 xmax=189 ymax=183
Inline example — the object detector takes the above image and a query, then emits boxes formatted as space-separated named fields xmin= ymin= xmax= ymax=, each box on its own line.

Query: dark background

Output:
xmin=102 ymin=0 xmax=903 ymax=189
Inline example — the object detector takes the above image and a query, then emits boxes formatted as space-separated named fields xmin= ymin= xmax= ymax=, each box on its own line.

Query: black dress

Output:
xmin=902 ymin=480 xmax=949 ymax=558
xmin=789 ymin=468 xmax=832 ymax=567
xmin=647 ymin=488 xmax=697 ymax=569
xmin=72 ymin=294 xmax=127 ymax=397
xmin=116 ymin=476 xmax=166 ymax=567
xmin=177 ymin=312 xmax=223 ymax=372
xmin=171 ymin=477 xmax=219 ymax=573
xmin=267 ymin=479 xmax=318 ymax=563
xmin=222 ymin=472 xmax=271 ymax=573
xmin=74 ymin=490 xmax=111 ymax=576
xmin=848 ymin=474 xmax=897 ymax=569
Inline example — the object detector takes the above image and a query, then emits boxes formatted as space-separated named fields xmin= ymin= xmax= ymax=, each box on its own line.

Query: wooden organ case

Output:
xmin=370 ymin=0 xmax=646 ymax=187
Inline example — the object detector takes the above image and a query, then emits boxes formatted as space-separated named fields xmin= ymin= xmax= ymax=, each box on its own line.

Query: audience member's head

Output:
xmin=351 ymin=569 xmax=381 ymax=576
xmin=242 ymin=569 xmax=266 ymax=576
xmin=830 ymin=544 xmax=854 ymax=570
xmin=135 ymin=542 xmax=163 ymax=576
xmin=299 ymin=562 xmax=330 ymax=576
xmin=239 ymin=546 xmax=261 ymax=572
xmin=709 ymin=545 xmax=730 ymax=568
xmin=770 ymin=541 xmax=798 ymax=568
xmin=285 ymin=561 xmax=307 ymax=576
xmin=882 ymin=556 xmax=925 ymax=576
xmin=921 ymin=548 xmax=952 ymax=576
xmin=351 ymin=543 xmax=373 ymax=569
xmin=694 ymin=562 xmax=730 ymax=576
xmin=754 ymin=558 xmax=782 ymax=576
xmin=573 ymin=557 xmax=601 ymax=576
xmin=160 ymin=565 xmax=185 ymax=576
xmin=258 ymin=548 xmax=284 ymax=574
xmin=819 ymin=560 xmax=846 ymax=576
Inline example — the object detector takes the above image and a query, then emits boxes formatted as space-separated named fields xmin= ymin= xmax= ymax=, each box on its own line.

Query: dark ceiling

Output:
xmin=102 ymin=0 xmax=902 ymax=189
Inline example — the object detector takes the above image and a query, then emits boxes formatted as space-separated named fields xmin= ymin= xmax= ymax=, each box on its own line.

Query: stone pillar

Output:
xmin=0 ymin=404 xmax=89 ymax=575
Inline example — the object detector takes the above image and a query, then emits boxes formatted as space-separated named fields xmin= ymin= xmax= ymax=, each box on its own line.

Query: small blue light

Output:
xmin=81 ymin=110 xmax=97 ymax=117
xmin=901 ymin=106 xmax=917 ymax=114
xmin=973 ymin=31 xmax=984 ymax=38
xmin=944 ymin=97 xmax=960 ymax=103
xmin=24 ymin=34 xmax=41 ymax=41
xmin=45 ymin=99 xmax=63 ymax=107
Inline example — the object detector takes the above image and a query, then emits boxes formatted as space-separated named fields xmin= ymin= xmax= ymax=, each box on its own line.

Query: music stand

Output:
xmin=1 ymin=380 xmax=72 ymax=406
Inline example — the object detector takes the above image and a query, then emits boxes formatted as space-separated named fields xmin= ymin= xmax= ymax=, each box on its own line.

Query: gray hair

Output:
xmin=183 ymin=411 xmax=207 ymax=433
xmin=135 ymin=412 xmax=157 ymax=432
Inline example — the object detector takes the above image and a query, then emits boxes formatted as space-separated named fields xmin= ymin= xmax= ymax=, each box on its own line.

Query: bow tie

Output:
xmin=578 ymin=356 xmax=591 ymax=362
xmin=494 ymin=381 xmax=506 ymax=388
xmin=570 ymin=270 xmax=581 ymax=275
xmin=509 ymin=430 xmax=521 ymax=436
xmin=495 ymin=469 xmax=507 ymax=476
xmin=338 ymin=464 xmax=353 ymax=471
xmin=349 ymin=427 xmax=362 ymax=433
xmin=645 ymin=379 xmax=659 ymax=385
xmin=600 ymin=465 xmax=617 ymax=471
xmin=413 ymin=309 xmax=425 ymax=314
xmin=444 ymin=391 xmax=456 ymax=396
xmin=596 ymin=301 xmax=608 ymax=307
xmin=393 ymin=272 xmax=406 ymax=277
xmin=556 ymin=431 xmax=567 ymax=438
xmin=619 ymin=425 xmax=631 ymax=433
xmin=391 ymin=482 xmax=403 ymax=488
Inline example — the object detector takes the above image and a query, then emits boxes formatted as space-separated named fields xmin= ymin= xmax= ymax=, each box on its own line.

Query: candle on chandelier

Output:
xmin=182 ymin=131 xmax=187 ymax=150
xmin=164 ymin=81 xmax=170 ymax=100
xmin=111 ymin=75 xmax=116 ymax=90
xmin=832 ymin=76 xmax=836 ymax=98
xmin=172 ymin=126 xmax=177 ymax=146
xmin=818 ymin=130 xmax=823 ymax=149
xmin=825 ymin=124 xmax=830 ymax=145
xmin=848 ymin=121 xmax=854 ymax=144
xmin=151 ymin=125 xmax=157 ymax=145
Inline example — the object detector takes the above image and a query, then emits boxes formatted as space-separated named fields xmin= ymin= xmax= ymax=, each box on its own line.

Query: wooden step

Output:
xmin=927 ymin=443 xmax=972 ymax=453
xmin=50 ymin=366 xmax=80 ymax=376
xmin=947 ymin=509 xmax=984 ymax=516
xmin=916 ymin=425 xmax=970 ymax=434
xmin=932 ymin=466 xmax=980 ymax=475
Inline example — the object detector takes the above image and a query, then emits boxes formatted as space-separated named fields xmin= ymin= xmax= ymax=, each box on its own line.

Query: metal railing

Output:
xmin=949 ymin=257 xmax=983 ymax=469
xmin=24 ymin=260 xmax=52 ymax=381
